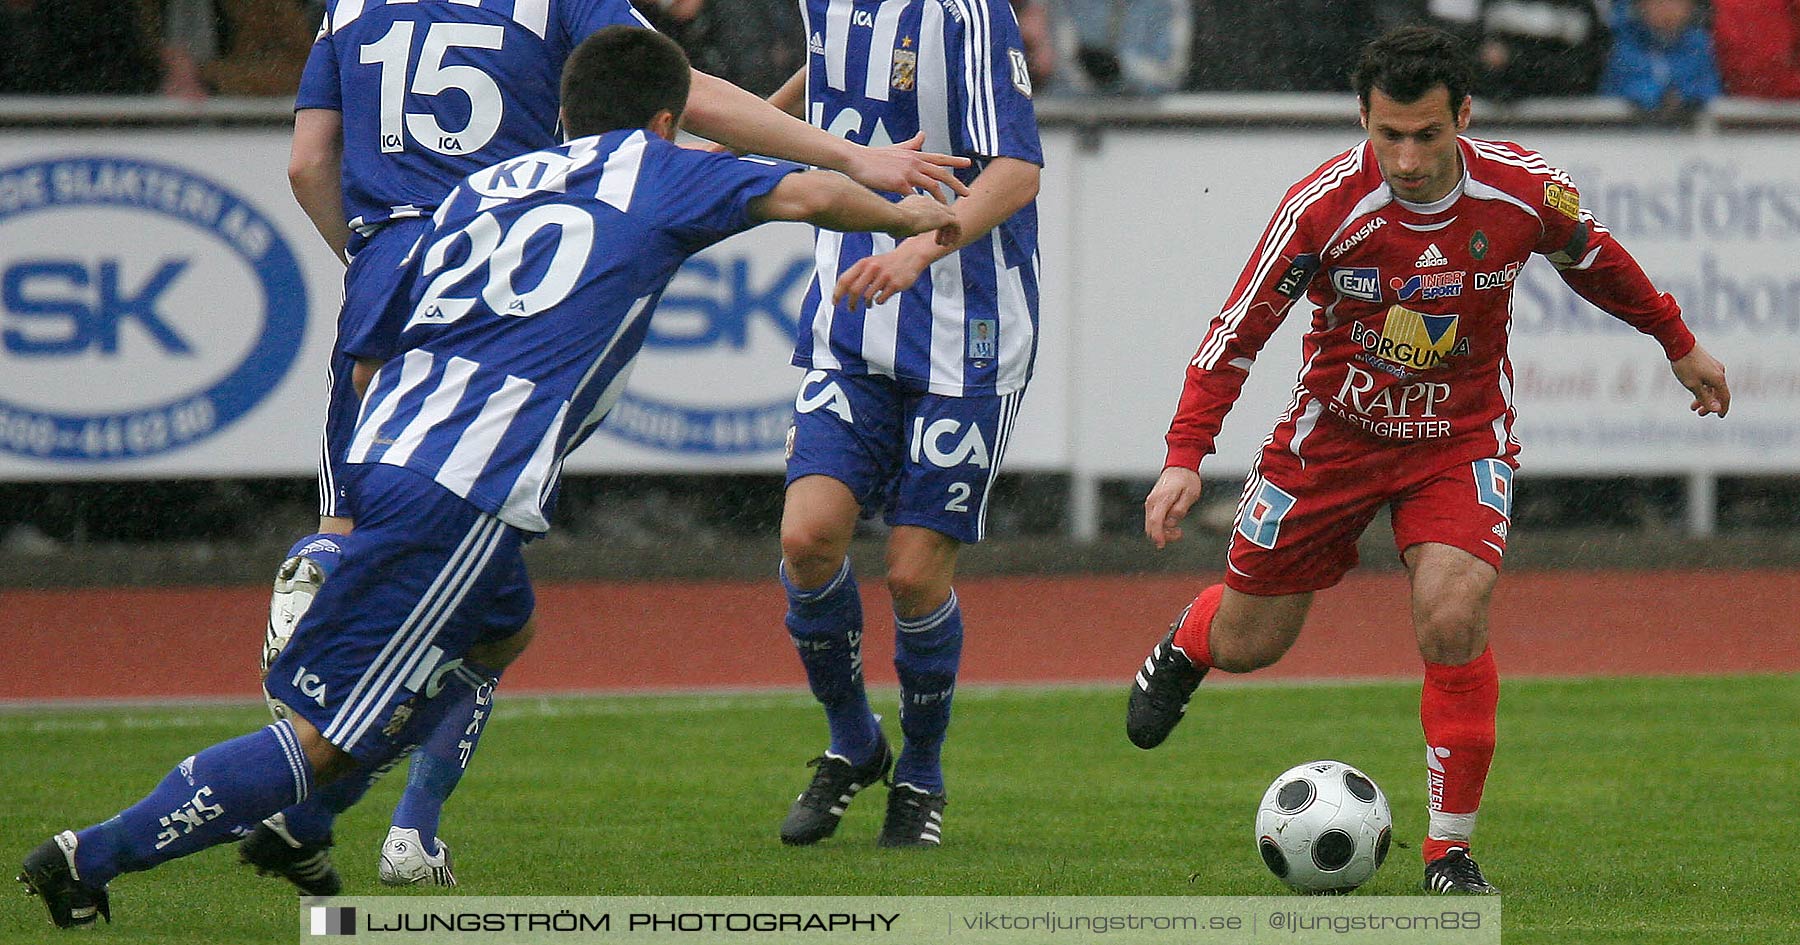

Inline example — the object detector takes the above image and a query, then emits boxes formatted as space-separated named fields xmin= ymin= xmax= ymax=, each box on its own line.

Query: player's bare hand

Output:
xmin=845 ymin=133 xmax=971 ymax=202
xmin=833 ymin=242 xmax=932 ymax=311
xmin=1144 ymin=466 xmax=1204 ymax=550
xmin=1671 ymin=343 xmax=1729 ymax=417
xmin=890 ymin=194 xmax=956 ymax=238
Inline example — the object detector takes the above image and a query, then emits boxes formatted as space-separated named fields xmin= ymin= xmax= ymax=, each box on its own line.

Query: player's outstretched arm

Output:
xmin=684 ymin=70 xmax=970 ymax=200
xmin=289 ymin=108 xmax=350 ymax=264
xmin=833 ymin=157 xmax=1039 ymax=310
xmin=1144 ymin=466 xmax=1205 ymax=550
xmin=748 ymin=170 xmax=955 ymax=238
xmin=767 ymin=68 xmax=806 ymax=119
xmin=1671 ymin=342 xmax=1730 ymax=417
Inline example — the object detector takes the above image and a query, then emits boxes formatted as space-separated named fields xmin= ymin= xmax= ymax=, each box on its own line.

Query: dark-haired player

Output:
xmin=1126 ymin=25 xmax=1729 ymax=894
xmin=271 ymin=0 xmax=975 ymax=890
xmin=767 ymin=0 xmax=1042 ymax=848
xmin=17 ymin=26 xmax=953 ymax=929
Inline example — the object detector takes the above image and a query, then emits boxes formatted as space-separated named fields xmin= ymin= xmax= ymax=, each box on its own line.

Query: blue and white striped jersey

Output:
xmin=296 ymin=0 xmax=651 ymax=235
xmin=348 ymin=132 xmax=799 ymax=532
xmin=794 ymin=0 xmax=1043 ymax=397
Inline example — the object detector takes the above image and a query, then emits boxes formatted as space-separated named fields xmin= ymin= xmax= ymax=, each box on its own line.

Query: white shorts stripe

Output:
xmin=334 ymin=515 xmax=506 ymax=751
xmin=322 ymin=514 xmax=499 ymax=748
xmin=270 ymin=719 xmax=310 ymax=804
xmin=975 ymin=388 xmax=1023 ymax=540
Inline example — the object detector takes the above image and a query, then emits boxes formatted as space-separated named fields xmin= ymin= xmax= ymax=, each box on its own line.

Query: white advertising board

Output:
xmin=0 ymin=126 xmax=1792 ymax=481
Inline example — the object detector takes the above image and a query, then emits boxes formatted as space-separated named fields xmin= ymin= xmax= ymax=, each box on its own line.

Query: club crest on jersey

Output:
xmin=1330 ymin=267 xmax=1382 ymax=302
xmin=891 ymin=49 xmax=917 ymax=92
xmin=1389 ymin=270 xmax=1464 ymax=301
xmin=1543 ymin=182 xmax=1581 ymax=221
xmin=1350 ymin=305 xmax=1469 ymax=373
xmin=1468 ymin=229 xmax=1490 ymax=260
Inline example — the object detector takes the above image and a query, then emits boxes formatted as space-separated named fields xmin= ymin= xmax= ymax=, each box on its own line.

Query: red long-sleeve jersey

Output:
xmin=1164 ymin=136 xmax=1696 ymax=471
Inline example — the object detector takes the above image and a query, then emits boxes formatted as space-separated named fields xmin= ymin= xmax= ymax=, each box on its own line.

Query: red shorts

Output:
xmin=1224 ymin=416 xmax=1517 ymax=597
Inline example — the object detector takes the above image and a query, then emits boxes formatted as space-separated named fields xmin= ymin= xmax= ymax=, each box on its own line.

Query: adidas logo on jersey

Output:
xmin=1414 ymin=244 xmax=1449 ymax=268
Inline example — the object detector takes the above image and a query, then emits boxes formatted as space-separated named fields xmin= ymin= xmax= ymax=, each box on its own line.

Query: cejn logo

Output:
xmin=0 ymin=157 xmax=306 ymax=462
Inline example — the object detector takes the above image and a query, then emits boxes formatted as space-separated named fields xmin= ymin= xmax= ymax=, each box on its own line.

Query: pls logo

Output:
xmin=1390 ymin=271 xmax=1463 ymax=301
xmin=0 ymin=157 xmax=306 ymax=462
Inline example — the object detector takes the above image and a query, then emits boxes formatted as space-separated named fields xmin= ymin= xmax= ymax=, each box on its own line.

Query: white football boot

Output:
xmin=379 ymin=827 xmax=458 ymax=887
xmin=263 ymin=555 xmax=329 ymax=719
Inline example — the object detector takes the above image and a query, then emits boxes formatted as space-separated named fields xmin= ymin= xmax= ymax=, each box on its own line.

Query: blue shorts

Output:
xmin=267 ymin=464 xmax=534 ymax=763
xmin=318 ymin=218 xmax=431 ymax=519
xmin=784 ymin=369 xmax=1024 ymax=544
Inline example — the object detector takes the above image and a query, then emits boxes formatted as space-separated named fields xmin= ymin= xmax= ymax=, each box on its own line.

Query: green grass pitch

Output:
xmin=2 ymin=675 xmax=1795 ymax=944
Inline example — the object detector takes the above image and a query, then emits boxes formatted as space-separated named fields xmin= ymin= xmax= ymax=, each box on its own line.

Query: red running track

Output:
xmin=3 ymin=570 xmax=1797 ymax=703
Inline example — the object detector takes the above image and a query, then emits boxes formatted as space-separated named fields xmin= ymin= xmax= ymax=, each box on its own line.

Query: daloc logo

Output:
xmin=600 ymin=225 xmax=812 ymax=456
xmin=0 ymin=156 xmax=306 ymax=461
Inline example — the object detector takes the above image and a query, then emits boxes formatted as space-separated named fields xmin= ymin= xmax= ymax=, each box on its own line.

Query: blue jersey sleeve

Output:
xmin=556 ymin=0 xmax=654 ymax=48
xmin=651 ymin=145 xmax=804 ymax=249
xmin=947 ymin=0 xmax=1042 ymax=165
xmin=295 ymin=17 xmax=341 ymax=111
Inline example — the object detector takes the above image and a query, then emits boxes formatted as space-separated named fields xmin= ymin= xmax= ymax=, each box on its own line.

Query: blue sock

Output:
xmin=285 ymin=533 xmax=345 ymax=576
xmin=783 ymin=558 xmax=880 ymax=764
xmin=892 ymin=591 xmax=963 ymax=793
xmin=73 ymin=720 xmax=313 ymax=886
xmin=391 ymin=661 xmax=499 ymax=851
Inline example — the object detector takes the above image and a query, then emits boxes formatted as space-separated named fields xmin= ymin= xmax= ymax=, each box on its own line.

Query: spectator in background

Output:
xmin=1413 ymin=0 xmax=1607 ymax=100
xmin=1014 ymin=0 xmax=1057 ymax=91
xmin=1052 ymin=0 xmax=1191 ymax=94
xmin=1601 ymin=0 xmax=1722 ymax=117
xmin=631 ymin=0 xmax=804 ymax=97
xmin=0 ymin=0 xmax=160 ymax=94
xmin=1712 ymin=0 xmax=1800 ymax=98
xmin=1187 ymin=1 xmax=1369 ymax=92
xmin=1465 ymin=0 xmax=1608 ymax=99
xmin=155 ymin=0 xmax=315 ymax=98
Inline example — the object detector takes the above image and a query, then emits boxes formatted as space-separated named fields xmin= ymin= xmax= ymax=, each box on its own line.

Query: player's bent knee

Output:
xmin=779 ymin=522 xmax=847 ymax=570
xmin=468 ymin=615 xmax=535 ymax=670
xmin=286 ymin=713 xmax=357 ymax=785
xmin=884 ymin=568 xmax=951 ymax=619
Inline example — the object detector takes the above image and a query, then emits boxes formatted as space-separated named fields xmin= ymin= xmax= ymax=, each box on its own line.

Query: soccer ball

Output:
xmin=1255 ymin=760 xmax=1392 ymax=894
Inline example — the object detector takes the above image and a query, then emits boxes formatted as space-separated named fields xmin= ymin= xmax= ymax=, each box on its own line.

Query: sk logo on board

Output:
xmin=1468 ymin=229 xmax=1489 ymax=260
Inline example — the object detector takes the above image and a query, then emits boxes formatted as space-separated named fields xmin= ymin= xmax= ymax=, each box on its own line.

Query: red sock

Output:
xmin=1171 ymin=584 xmax=1224 ymax=670
xmin=1420 ymin=646 xmax=1498 ymax=862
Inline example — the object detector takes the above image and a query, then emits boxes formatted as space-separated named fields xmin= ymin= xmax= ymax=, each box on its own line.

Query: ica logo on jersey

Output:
xmin=0 ymin=157 xmax=306 ymax=463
